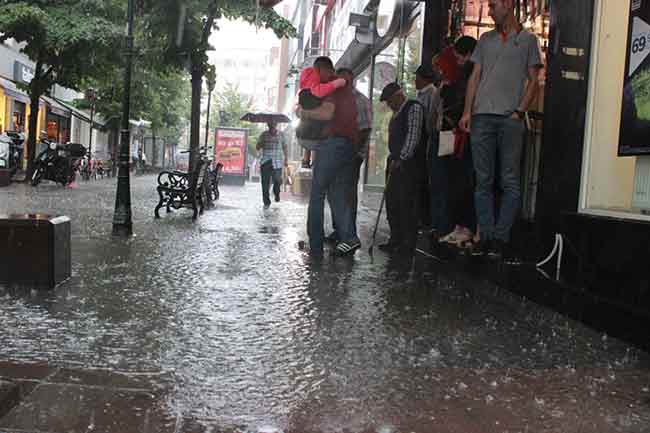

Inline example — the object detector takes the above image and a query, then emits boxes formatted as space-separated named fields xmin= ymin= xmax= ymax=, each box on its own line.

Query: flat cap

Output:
xmin=416 ymin=63 xmax=438 ymax=81
xmin=380 ymin=82 xmax=402 ymax=102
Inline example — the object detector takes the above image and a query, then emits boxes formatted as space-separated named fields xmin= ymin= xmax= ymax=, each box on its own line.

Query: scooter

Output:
xmin=5 ymin=131 xmax=25 ymax=177
xmin=32 ymin=141 xmax=86 ymax=187
xmin=0 ymin=133 xmax=11 ymax=170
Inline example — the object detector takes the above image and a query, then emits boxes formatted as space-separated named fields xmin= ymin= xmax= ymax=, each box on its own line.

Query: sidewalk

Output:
xmin=0 ymin=176 xmax=649 ymax=433
xmin=0 ymin=361 xmax=174 ymax=433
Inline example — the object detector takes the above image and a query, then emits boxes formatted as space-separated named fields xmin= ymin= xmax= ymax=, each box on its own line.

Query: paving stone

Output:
xmin=0 ymin=379 xmax=19 ymax=419
xmin=0 ymin=383 xmax=174 ymax=433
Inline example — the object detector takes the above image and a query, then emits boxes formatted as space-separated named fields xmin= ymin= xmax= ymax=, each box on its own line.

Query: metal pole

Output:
xmin=204 ymin=88 xmax=212 ymax=149
xmin=112 ymin=0 xmax=134 ymax=237
xmin=364 ymin=52 xmax=375 ymax=186
xmin=88 ymin=94 xmax=94 ymax=166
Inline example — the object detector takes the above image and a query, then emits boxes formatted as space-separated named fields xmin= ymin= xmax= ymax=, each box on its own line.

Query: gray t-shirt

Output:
xmin=470 ymin=28 xmax=543 ymax=115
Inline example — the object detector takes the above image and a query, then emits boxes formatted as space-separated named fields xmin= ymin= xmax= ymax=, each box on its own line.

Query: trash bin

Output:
xmin=0 ymin=214 xmax=71 ymax=288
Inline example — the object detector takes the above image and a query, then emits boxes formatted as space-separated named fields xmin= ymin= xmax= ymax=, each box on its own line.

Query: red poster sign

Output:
xmin=215 ymin=128 xmax=247 ymax=176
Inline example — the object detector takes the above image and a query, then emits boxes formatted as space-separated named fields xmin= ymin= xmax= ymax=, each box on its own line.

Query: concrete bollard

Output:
xmin=0 ymin=214 xmax=71 ymax=289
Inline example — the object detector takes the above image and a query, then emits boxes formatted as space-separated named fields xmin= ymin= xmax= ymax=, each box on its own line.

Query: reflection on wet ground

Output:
xmin=0 ymin=176 xmax=649 ymax=432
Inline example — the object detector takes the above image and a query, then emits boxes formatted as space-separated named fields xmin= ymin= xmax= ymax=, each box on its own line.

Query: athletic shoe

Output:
xmin=335 ymin=239 xmax=361 ymax=256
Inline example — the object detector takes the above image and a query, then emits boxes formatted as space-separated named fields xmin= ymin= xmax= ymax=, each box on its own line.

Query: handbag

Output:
xmin=438 ymin=130 xmax=455 ymax=157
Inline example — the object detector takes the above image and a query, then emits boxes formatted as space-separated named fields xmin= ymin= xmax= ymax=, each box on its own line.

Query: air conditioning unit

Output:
xmin=632 ymin=155 xmax=650 ymax=212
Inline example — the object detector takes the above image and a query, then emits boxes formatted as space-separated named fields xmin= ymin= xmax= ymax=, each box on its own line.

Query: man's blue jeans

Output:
xmin=308 ymin=137 xmax=356 ymax=254
xmin=470 ymin=114 xmax=524 ymax=242
xmin=327 ymin=156 xmax=362 ymax=243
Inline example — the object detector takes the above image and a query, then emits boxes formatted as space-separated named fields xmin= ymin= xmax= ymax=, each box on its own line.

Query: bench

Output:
xmin=207 ymin=162 xmax=224 ymax=202
xmin=154 ymin=159 xmax=208 ymax=220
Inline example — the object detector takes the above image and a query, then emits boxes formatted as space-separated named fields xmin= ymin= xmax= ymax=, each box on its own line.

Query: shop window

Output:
xmin=12 ymin=101 xmax=25 ymax=132
xmin=580 ymin=0 xmax=650 ymax=221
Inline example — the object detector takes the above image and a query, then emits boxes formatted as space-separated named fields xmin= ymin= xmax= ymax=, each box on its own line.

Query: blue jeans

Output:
xmin=470 ymin=114 xmax=524 ymax=242
xmin=327 ymin=156 xmax=362 ymax=243
xmin=428 ymin=133 xmax=452 ymax=235
xmin=308 ymin=137 xmax=356 ymax=254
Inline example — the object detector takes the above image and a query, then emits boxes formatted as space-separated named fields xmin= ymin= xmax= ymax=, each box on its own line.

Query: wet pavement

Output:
xmin=0 ymin=175 xmax=649 ymax=433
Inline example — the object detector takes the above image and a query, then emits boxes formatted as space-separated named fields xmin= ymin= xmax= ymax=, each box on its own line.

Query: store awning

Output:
xmin=335 ymin=0 xmax=421 ymax=75
xmin=0 ymin=76 xmax=31 ymax=104
xmin=42 ymin=95 xmax=72 ymax=118
xmin=48 ymin=96 xmax=105 ymax=128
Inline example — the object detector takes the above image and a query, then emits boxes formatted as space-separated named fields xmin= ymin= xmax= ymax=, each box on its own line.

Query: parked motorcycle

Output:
xmin=0 ymin=133 xmax=11 ymax=170
xmin=0 ymin=131 xmax=25 ymax=176
xmin=31 ymin=141 xmax=86 ymax=187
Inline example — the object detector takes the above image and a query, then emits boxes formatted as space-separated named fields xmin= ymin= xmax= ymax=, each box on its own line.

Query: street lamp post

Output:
xmin=112 ymin=0 xmax=135 ymax=237
xmin=204 ymin=67 xmax=216 ymax=150
xmin=86 ymin=88 xmax=96 ymax=165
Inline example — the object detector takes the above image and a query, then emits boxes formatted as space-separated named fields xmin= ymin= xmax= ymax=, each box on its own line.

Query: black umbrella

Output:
xmin=240 ymin=112 xmax=291 ymax=124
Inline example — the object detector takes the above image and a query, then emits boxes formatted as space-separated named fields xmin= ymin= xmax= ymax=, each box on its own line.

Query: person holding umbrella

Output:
xmin=256 ymin=120 xmax=288 ymax=209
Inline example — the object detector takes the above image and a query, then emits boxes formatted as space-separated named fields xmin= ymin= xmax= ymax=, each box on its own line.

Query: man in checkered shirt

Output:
xmin=256 ymin=121 xmax=288 ymax=208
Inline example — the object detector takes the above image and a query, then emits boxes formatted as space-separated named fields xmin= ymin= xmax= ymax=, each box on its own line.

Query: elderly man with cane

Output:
xmin=374 ymin=82 xmax=427 ymax=255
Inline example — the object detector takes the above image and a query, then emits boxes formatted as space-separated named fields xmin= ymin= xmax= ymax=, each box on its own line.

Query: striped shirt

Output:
xmin=393 ymin=100 xmax=424 ymax=160
xmin=258 ymin=130 xmax=286 ymax=170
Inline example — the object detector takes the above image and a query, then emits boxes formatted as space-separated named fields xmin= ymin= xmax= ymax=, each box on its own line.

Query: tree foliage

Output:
xmin=212 ymin=82 xmax=263 ymax=157
xmin=0 ymin=0 xmax=123 ymax=176
xmin=141 ymin=0 xmax=296 ymax=169
xmin=144 ymin=0 xmax=296 ymax=74
xmin=0 ymin=0 xmax=122 ymax=93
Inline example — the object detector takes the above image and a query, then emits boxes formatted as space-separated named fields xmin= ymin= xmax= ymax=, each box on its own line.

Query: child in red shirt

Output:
xmin=296 ymin=67 xmax=346 ymax=168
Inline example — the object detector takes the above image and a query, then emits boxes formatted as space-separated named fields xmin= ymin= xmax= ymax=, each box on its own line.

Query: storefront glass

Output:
xmin=580 ymin=0 xmax=650 ymax=221
xmin=12 ymin=100 xmax=25 ymax=133
xmin=0 ymin=89 xmax=5 ymax=133
xmin=365 ymin=13 xmax=423 ymax=187
xmin=46 ymin=112 xmax=70 ymax=144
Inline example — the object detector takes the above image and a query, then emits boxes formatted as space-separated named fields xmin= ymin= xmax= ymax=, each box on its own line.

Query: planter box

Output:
xmin=0 ymin=214 xmax=71 ymax=289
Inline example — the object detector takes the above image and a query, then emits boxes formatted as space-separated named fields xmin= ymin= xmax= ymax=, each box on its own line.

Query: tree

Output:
xmin=144 ymin=0 xmax=296 ymax=170
xmin=212 ymin=82 xmax=263 ymax=158
xmin=79 ymin=65 xmax=192 ymax=165
xmin=0 ymin=0 xmax=123 ymax=178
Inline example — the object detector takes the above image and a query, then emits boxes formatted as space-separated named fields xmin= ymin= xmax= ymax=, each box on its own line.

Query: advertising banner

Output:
xmin=620 ymin=0 xmax=650 ymax=155
xmin=215 ymin=128 xmax=247 ymax=176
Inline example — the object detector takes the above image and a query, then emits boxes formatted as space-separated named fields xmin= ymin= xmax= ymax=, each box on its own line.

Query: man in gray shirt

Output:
xmin=459 ymin=0 xmax=543 ymax=258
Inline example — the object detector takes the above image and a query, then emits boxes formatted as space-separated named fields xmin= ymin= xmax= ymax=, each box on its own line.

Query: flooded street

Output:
xmin=0 ymin=176 xmax=649 ymax=433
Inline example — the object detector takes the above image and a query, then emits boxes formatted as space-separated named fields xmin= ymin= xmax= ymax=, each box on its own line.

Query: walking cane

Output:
xmin=368 ymin=168 xmax=392 ymax=256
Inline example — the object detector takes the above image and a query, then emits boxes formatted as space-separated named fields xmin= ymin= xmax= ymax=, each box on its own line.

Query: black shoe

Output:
xmin=275 ymin=193 xmax=280 ymax=202
xmin=264 ymin=202 xmax=271 ymax=209
xmin=471 ymin=239 xmax=490 ymax=257
xmin=487 ymin=239 xmax=505 ymax=260
xmin=301 ymin=160 xmax=311 ymax=169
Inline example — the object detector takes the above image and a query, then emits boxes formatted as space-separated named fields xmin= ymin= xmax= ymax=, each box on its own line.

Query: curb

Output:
xmin=0 ymin=380 xmax=19 ymax=419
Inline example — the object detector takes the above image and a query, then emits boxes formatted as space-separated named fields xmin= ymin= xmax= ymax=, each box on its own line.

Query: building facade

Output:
xmin=0 ymin=39 xmax=168 ymax=169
